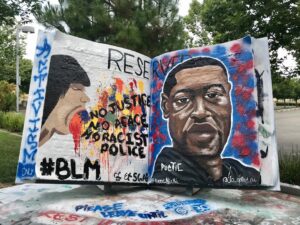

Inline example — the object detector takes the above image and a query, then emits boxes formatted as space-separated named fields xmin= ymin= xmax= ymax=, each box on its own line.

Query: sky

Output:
xmin=22 ymin=0 xmax=296 ymax=70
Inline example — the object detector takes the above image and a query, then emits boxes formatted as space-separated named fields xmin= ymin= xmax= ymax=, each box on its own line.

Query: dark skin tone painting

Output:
xmin=161 ymin=65 xmax=232 ymax=181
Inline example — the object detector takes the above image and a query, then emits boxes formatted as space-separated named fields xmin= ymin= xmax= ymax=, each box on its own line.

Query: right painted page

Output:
xmin=149 ymin=36 xmax=280 ymax=189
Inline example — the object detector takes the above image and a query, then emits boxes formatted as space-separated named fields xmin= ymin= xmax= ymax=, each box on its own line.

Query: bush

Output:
xmin=279 ymin=151 xmax=300 ymax=185
xmin=0 ymin=111 xmax=24 ymax=132
xmin=0 ymin=80 xmax=16 ymax=111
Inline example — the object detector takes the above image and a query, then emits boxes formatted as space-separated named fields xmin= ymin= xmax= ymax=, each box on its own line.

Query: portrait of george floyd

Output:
xmin=39 ymin=54 xmax=91 ymax=148
xmin=151 ymin=56 xmax=261 ymax=186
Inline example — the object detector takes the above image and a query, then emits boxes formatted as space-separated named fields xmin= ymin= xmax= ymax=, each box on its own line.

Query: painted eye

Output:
xmin=206 ymin=93 xmax=219 ymax=99
xmin=173 ymin=97 xmax=191 ymax=111
xmin=175 ymin=98 xmax=190 ymax=104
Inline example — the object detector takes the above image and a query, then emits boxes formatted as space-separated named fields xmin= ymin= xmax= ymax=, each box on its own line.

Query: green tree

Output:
xmin=184 ymin=0 xmax=211 ymax=47
xmin=0 ymin=80 xmax=16 ymax=111
xmin=35 ymin=0 xmax=185 ymax=57
xmin=291 ymin=79 xmax=300 ymax=106
xmin=0 ymin=24 xmax=32 ymax=93
xmin=188 ymin=0 xmax=299 ymax=78
xmin=0 ymin=0 xmax=42 ymax=25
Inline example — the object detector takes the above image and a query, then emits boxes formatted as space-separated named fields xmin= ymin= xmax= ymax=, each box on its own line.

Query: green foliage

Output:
xmin=279 ymin=152 xmax=300 ymax=185
xmin=0 ymin=24 xmax=32 ymax=93
xmin=0 ymin=111 xmax=24 ymax=132
xmin=0 ymin=0 xmax=42 ymax=25
xmin=273 ymin=78 xmax=300 ymax=106
xmin=184 ymin=0 xmax=212 ymax=47
xmin=0 ymin=131 xmax=21 ymax=184
xmin=188 ymin=0 xmax=299 ymax=77
xmin=35 ymin=0 xmax=185 ymax=57
xmin=0 ymin=81 xmax=16 ymax=111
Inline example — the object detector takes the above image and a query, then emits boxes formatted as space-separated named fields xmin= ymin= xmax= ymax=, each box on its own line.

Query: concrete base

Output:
xmin=1 ymin=184 xmax=300 ymax=224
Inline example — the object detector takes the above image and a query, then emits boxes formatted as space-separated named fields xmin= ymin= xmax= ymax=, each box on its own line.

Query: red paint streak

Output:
xmin=238 ymin=60 xmax=253 ymax=73
xmin=235 ymin=86 xmax=243 ymax=96
xmin=232 ymin=132 xmax=245 ymax=148
xmin=39 ymin=211 xmax=87 ymax=222
xmin=188 ymin=48 xmax=200 ymax=55
xmin=129 ymin=82 xmax=134 ymax=90
xmin=230 ymin=57 xmax=238 ymax=66
xmin=133 ymin=78 xmax=137 ymax=88
xmin=240 ymin=147 xmax=250 ymax=156
xmin=247 ymin=120 xmax=255 ymax=129
xmin=134 ymin=106 xmax=142 ymax=115
xmin=162 ymin=56 xmax=169 ymax=65
xmin=237 ymin=105 xmax=245 ymax=115
xmin=115 ymin=78 xmax=123 ymax=93
xmin=202 ymin=47 xmax=210 ymax=53
xmin=233 ymin=74 xmax=238 ymax=81
xmin=242 ymin=88 xmax=253 ymax=100
xmin=99 ymin=91 xmax=109 ymax=108
xmin=253 ymin=152 xmax=260 ymax=166
xmin=153 ymin=127 xmax=167 ymax=142
xmin=230 ymin=43 xmax=241 ymax=53
xmin=69 ymin=113 xmax=82 ymax=155
xmin=153 ymin=80 xmax=163 ymax=93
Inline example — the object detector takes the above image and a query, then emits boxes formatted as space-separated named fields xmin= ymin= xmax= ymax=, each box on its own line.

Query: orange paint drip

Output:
xmin=115 ymin=78 xmax=124 ymax=93
xmin=69 ymin=113 xmax=82 ymax=155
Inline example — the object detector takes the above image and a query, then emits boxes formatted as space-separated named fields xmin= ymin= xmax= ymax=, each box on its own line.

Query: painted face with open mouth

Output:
xmin=50 ymin=83 xmax=90 ymax=135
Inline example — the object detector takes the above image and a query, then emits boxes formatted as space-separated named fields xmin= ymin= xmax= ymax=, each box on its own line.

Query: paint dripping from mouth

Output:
xmin=69 ymin=111 xmax=89 ymax=155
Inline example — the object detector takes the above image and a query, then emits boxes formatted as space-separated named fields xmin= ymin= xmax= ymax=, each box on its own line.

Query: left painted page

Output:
xmin=16 ymin=30 xmax=151 ymax=184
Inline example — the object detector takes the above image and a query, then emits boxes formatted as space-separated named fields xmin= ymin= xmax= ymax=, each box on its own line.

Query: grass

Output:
xmin=0 ymin=131 xmax=21 ymax=184
xmin=0 ymin=111 xmax=24 ymax=133
xmin=279 ymin=151 xmax=300 ymax=186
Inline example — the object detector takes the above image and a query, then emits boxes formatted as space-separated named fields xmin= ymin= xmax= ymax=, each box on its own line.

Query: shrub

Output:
xmin=279 ymin=151 xmax=300 ymax=185
xmin=0 ymin=81 xmax=16 ymax=111
xmin=0 ymin=111 xmax=24 ymax=132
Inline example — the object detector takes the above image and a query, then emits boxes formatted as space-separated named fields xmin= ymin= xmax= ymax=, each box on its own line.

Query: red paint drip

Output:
xmin=69 ymin=113 xmax=82 ymax=155
xmin=133 ymin=78 xmax=137 ymax=88
xmin=99 ymin=91 xmax=109 ymax=108
xmin=115 ymin=78 xmax=124 ymax=93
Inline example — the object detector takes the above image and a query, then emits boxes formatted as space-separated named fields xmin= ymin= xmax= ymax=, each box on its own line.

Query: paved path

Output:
xmin=275 ymin=108 xmax=300 ymax=154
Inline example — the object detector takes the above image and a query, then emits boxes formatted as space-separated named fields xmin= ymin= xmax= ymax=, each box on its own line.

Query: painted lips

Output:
xmin=187 ymin=122 xmax=218 ymax=142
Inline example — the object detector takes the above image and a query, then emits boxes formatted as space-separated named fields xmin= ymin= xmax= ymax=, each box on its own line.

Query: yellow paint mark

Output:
xmin=123 ymin=109 xmax=130 ymax=115
xmin=116 ymin=92 xmax=123 ymax=103
xmin=138 ymin=80 xmax=144 ymax=93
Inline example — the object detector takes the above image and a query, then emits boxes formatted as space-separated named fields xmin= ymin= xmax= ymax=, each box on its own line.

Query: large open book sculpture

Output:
xmin=16 ymin=30 xmax=280 ymax=189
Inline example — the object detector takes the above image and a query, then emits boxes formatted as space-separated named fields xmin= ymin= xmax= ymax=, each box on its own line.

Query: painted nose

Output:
xmin=191 ymin=96 xmax=210 ymax=120
xmin=80 ymin=93 xmax=90 ymax=103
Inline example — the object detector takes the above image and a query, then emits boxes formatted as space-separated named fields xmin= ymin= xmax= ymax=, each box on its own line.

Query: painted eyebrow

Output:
xmin=172 ymin=84 xmax=226 ymax=97
xmin=172 ymin=89 xmax=194 ymax=98
xmin=203 ymin=84 xmax=226 ymax=93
